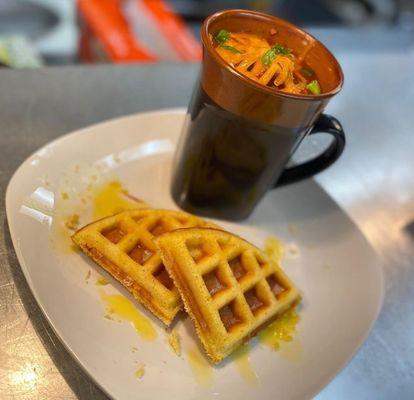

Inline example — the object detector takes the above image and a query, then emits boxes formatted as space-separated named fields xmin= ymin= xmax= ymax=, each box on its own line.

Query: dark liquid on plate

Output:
xmin=171 ymin=88 xmax=308 ymax=220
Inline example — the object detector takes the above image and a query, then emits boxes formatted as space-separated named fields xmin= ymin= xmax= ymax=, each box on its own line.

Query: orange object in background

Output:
xmin=140 ymin=0 xmax=201 ymax=61
xmin=78 ymin=0 xmax=201 ymax=63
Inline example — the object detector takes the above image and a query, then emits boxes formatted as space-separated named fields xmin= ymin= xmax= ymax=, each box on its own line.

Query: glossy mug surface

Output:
xmin=172 ymin=10 xmax=345 ymax=220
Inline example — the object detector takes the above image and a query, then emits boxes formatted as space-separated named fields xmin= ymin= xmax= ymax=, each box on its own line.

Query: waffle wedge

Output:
xmin=72 ymin=209 xmax=216 ymax=325
xmin=155 ymin=228 xmax=300 ymax=363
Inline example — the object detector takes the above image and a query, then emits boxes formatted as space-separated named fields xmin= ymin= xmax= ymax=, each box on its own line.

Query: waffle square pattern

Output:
xmin=156 ymin=228 xmax=300 ymax=363
xmin=72 ymin=209 xmax=215 ymax=325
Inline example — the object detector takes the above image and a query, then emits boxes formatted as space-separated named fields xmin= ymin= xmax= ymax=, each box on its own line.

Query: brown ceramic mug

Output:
xmin=171 ymin=9 xmax=345 ymax=220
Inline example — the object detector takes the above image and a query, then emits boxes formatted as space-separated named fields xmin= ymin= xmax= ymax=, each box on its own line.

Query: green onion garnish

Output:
xmin=306 ymin=80 xmax=321 ymax=95
xmin=261 ymin=43 xmax=292 ymax=66
xmin=301 ymin=67 xmax=315 ymax=77
xmin=221 ymin=44 xmax=242 ymax=54
xmin=215 ymin=30 xmax=230 ymax=45
xmin=273 ymin=43 xmax=291 ymax=55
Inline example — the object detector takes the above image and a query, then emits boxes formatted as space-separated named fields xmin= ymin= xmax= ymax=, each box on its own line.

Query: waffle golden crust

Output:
xmin=72 ymin=209 xmax=216 ymax=325
xmin=155 ymin=228 xmax=300 ymax=363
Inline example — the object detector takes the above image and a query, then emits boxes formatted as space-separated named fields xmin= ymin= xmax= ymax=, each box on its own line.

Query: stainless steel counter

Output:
xmin=1 ymin=49 xmax=414 ymax=399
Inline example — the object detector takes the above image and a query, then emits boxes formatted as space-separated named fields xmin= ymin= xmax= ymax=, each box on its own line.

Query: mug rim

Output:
xmin=202 ymin=9 xmax=344 ymax=101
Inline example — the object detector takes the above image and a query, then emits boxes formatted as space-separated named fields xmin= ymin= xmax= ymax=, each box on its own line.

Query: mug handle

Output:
xmin=274 ymin=114 xmax=345 ymax=187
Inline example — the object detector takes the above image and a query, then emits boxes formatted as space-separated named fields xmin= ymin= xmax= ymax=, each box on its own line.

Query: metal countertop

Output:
xmin=0 ymin=47 xmax=413 ymax=399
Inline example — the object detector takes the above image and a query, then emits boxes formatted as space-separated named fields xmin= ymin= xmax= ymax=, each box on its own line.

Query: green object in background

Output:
xmin=0 ymin=36 xmax=43 ymax=68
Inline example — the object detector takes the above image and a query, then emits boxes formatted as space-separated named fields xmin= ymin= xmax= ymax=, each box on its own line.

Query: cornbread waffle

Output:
xmin=72 ymin=209 xmax=216 ymax=325
xmin=155 ymin=228 xmax=300 ymax=363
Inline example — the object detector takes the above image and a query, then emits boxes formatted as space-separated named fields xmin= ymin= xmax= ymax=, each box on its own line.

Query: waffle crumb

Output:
xmin=85 ymin=270 xmax=91 ymax=283
xmin=168 ymin=329 xmax=181 ymax=356
xmin=65 ymin=213 xmax=79 ymax=231
xmin=96 ymin=276 xmax=109 ymax=286
xmin=135 ymin=365 xmax=145 ymax=379
xmin=131 ymin=346 xmax=138 ymax=353
xmin=61 ymin=192 xmax=69 ymax=200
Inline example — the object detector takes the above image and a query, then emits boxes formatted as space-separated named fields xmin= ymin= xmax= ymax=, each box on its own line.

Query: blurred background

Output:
xmin=0 ymin=0 xmax=413 ymax=67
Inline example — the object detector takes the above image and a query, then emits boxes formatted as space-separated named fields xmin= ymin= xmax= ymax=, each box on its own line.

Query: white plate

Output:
xmin=6 ymin=109 xmax=383 ymax=400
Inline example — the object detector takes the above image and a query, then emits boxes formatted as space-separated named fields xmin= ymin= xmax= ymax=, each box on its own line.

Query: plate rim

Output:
xmin=5 ymin=109 xmax=385 ymax=400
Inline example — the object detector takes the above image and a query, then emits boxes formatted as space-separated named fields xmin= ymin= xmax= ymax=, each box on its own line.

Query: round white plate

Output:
xmin=6 ymin=109 xmax=383 ymax=400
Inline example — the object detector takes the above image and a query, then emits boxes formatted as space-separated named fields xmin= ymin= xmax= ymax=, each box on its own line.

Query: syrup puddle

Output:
xmin=99 ymin=290 xmax=156 ymax=341
xmin=264 ymin=236 xmax=284 ymax=264
xmin=278 ymin=339 xmax=303 ymax=362
xmin=92 ymin=180 xmax=145 ymax=219
xmin=258 ymin=308 xmax=302 ymax=360
xmin=232 ymin=344 xmax=258 ymax=385
xmin=51 ymin=178 xmax=145 ymax=254
xmin=187 ymin=347 xmax=213 ymax=387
